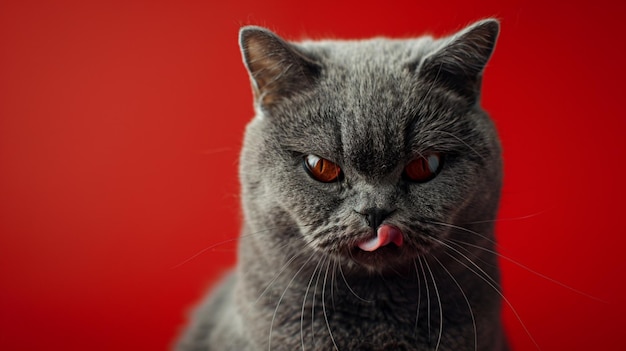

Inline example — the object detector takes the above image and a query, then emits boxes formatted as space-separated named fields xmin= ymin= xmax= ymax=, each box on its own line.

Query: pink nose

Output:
xmin=357 ymin=224 xmax=404 ymax=252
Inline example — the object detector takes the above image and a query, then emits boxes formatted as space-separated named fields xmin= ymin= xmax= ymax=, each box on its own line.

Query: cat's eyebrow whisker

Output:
xmin=432 ymin=255 xmax=477 ymax=351
xmin=421 ymin=129 xmax=487 ymax=161
xmin=432 ymin=238 xmax=540 ymax=350
xmin=415 ymin=62 xmax=443 ymax=114
xmin=447 ymin=238 xmax=607 ymax=303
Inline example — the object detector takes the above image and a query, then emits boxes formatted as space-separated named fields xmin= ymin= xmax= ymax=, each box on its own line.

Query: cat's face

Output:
xmin=239 ymin=20 xmax=501 ymax=273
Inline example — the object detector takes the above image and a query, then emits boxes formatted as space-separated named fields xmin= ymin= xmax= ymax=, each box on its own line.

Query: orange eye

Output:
xmin=303 ymin=155 xmax=342 ymax=183
xmin=404 ymin=153 xmax=442 ymax=182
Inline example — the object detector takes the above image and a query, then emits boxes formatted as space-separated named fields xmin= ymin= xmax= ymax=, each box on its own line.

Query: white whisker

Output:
xmin=428 ymin=130 xmax=486 ymax=161
xmin=256 ymin=249 xmax=306 ymax=304
xmin=424 ymin=258 xmax=443 ymax=351
xmin=448 ymin=238 xmax=606 ymax=303
xmin=463 ymin=208 xmax=553 ymax=225
xmin=412 ymin=259 xmax=422 ymax=335
xmin=301 ymin=256 xmax=324 ymax=351
xmin=432 ymin=237 xmax=540 ymax=350
xmin=417 ymin=256 xmax=432 ymax=345
xmin=331 ymin=260 xmax=337 ymax=310
xmin=432 ymin=255 xmax=477 ymax=351
xmin=171 ymin=224 xmax=304 ymax=269
xmin=170 ymin=237 xmax=239 ymax=269
xmin=322 ymin=258 xmax=339 ymax=350
xmin=311 ymin=255 xmax=326 ymax=347
xmin=268 ymin=252 xmax=316 ymax=351
xmin=426 ymin=220 xmax=498 ymax=246
xmin=338 ymin=263 xmax=373 ymax=303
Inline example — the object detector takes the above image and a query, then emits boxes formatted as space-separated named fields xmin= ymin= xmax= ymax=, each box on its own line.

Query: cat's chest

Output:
xmin=266 ymin=309 xmax=419 ymax=351
xmin=252 ymin=294 xmax=463 ymax=351
xmin=263 ymin=309 xmax=470 ymax=351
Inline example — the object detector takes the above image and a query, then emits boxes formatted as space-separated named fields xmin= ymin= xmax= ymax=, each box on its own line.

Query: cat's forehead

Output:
xmin=308 ymin=41 xmax=429 ymax=175
xmin=301 ymin=38 xmax=435 ymax=118
xmin=333 ymin=80 xmax=412 ymax=177
xmin=277 ymin=38 xmax=469 ymax=178
xmin=300 ymin=37 xmax=435 ymax=68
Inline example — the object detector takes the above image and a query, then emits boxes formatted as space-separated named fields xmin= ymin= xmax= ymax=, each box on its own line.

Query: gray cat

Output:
xmin=177 ymin=19 xmax=508 ymax=351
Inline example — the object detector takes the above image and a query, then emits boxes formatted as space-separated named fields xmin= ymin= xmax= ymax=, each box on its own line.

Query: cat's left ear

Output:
xmin=416 ymin=19 xmax=500 ymax=104
xmin=239 ymin=26 xmax=321 ymax=111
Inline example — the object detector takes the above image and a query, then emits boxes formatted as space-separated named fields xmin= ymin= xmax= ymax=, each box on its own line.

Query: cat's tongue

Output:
xmin=357 ymin=225 xmax=404 ymax=252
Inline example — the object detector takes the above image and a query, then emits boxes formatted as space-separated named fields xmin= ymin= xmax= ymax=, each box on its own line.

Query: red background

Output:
xmin=1 ymin=1 xmax=625 ymax=350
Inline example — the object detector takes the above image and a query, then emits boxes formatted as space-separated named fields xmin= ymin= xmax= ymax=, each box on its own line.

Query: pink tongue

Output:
xmin=357 ymin=225 xmax=404 ymax=252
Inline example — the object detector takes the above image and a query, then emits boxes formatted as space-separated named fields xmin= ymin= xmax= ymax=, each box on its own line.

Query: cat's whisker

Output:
xmin=255 ymin=248 xmax=306 ymax=304
xmin=170 ymin=237 xmax=239 ymax=269
xmin=301 ymin=256 xmax=324 ymax=351
xmin=268 ymin=251 xmax=316 ymax=351
xmin=447 ymin=238 xmax=607 ymax=303
xmin=417 ymin=256 xmax=432 ymax=345
xmin=462 ymin=208 xmax=553 ymax=225
xmin=412 ymin=259 xmax=422 ymax=336
xmin=423 ymin=257 xmax=444 ymax=351
xmin=330 ymin=260 xmax=338 ymax=311
xmin=433 ymin=238 xmax=500 ymax=290
xmin=426 ymin=129 xmax=487 ymax=161
xmin=439 ymin=238 xmax=498 ymax=272
xmin=171 ymin=224 xmax=305 ymax=269
xmin=414 ymin=63 xmax=442 ymax=118
xmin=338 ymin=263 xmax=373 ymax=303
xmin=432 ymin=237 xmax=540 ymax=350
xmin=432 ymin=255 xmax=477 ymax=351
xmin=322 ymin=258 xmax=339 ymax=351
xmin=424 ymin=220 xmax=498 ymax=247
xmin=311 ymin=254 xmax=326 ymax=347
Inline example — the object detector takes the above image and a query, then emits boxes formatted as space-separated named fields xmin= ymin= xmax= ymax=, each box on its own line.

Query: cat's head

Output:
xmin=238 ymin=20 xmax=502 ymax=273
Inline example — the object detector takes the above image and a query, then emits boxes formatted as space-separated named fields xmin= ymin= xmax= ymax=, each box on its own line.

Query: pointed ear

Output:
xmin=417 ymin=19 xmax=500 ymax=103
xmin=239 ymin=26 xmax=321 ymax=110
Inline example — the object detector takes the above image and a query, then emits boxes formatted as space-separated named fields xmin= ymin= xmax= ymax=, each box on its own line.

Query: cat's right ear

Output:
xmin=414 ymin=19 xmax=500 ymax=104
xmin=239 ymin=26 xmax=321 ymax=111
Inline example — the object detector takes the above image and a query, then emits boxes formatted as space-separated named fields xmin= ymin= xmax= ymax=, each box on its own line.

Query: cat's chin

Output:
xmin=345 ymin=244 xmax=416 ymax=273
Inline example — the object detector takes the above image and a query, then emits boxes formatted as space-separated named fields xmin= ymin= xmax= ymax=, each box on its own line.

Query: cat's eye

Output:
xmin=303 ymin=154 xmax=342 ymax=183
xmin=404 ymin=153 xmax=443 ymax=183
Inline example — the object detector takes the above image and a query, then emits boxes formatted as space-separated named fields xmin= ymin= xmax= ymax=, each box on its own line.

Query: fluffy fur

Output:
xmin=177 ymin=19 xmax=508 ymax=351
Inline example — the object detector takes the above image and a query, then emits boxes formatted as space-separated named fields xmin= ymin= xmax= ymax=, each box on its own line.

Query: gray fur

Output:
xmin=177 ymin=19 xmax=508 ymax=351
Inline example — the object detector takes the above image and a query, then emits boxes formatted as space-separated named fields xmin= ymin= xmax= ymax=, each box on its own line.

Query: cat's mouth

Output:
xmin=347 ymin=225 xmax=408 ymax=269
xmin=356 ymin=224 xmax=404 ymax=251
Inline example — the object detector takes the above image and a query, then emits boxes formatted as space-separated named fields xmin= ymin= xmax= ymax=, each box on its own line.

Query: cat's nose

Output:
xmin=357 ymin=208 xmax=395 ymax=229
